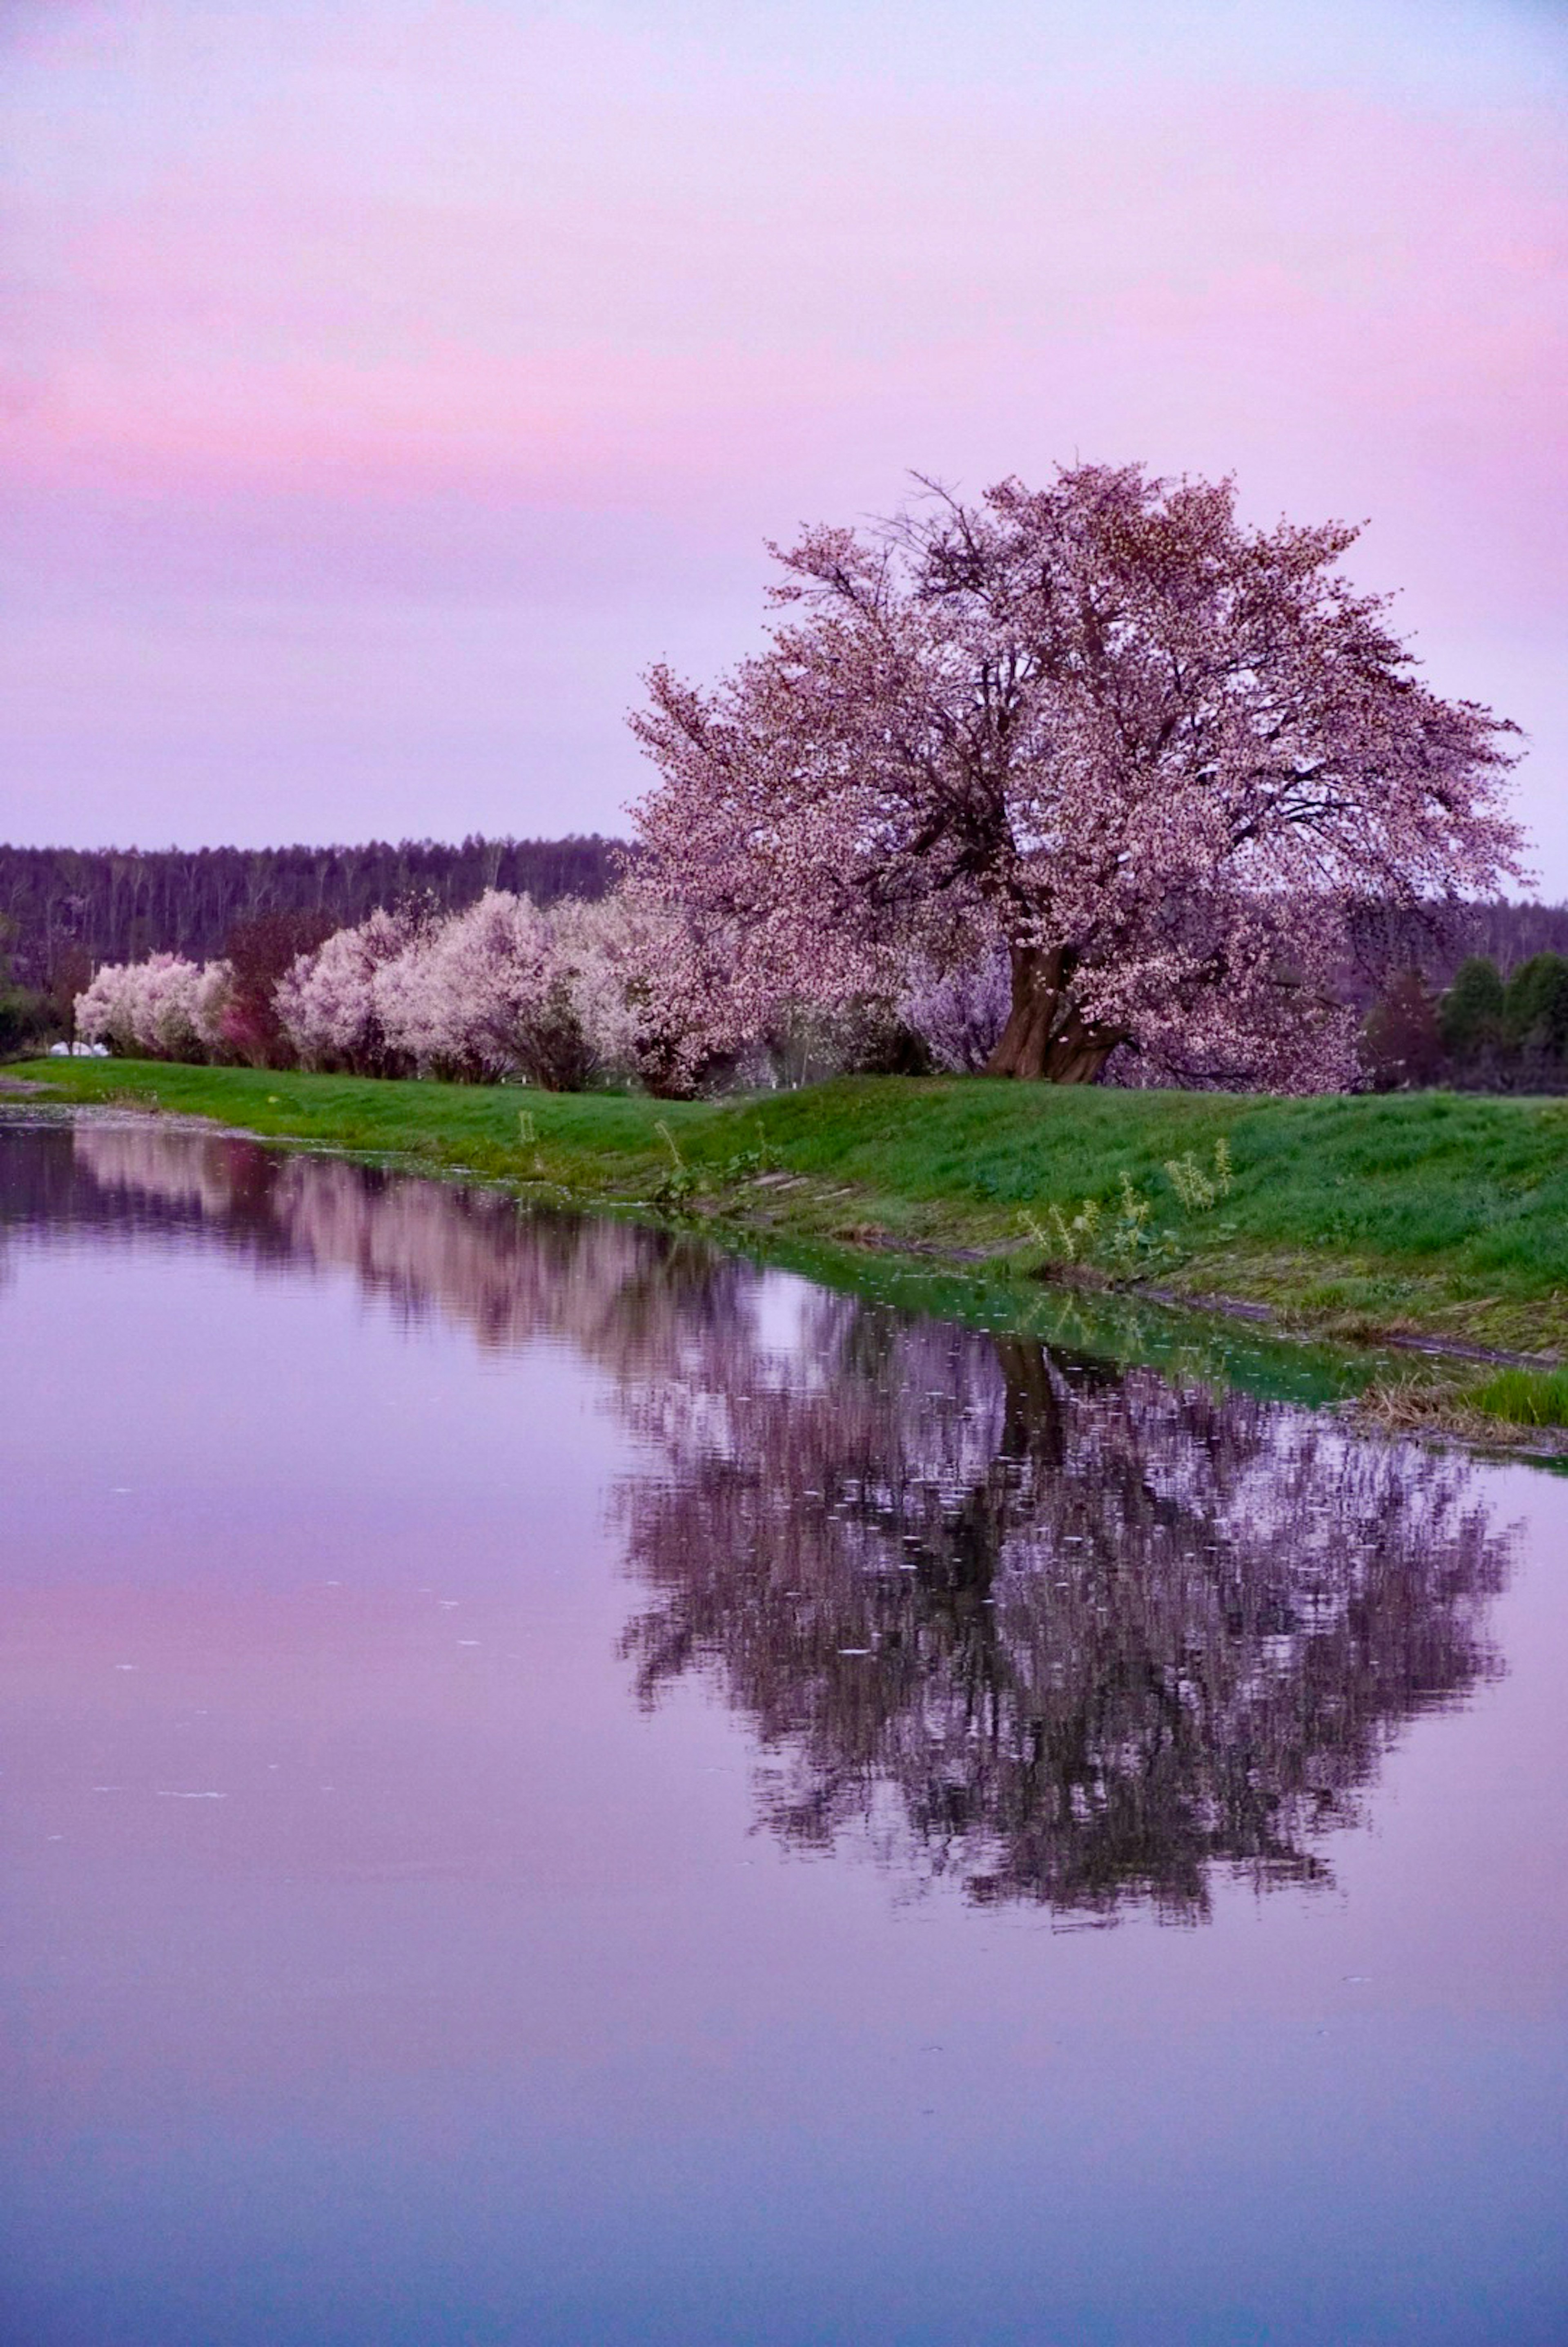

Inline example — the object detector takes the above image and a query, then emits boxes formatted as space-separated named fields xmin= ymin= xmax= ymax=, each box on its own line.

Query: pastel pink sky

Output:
xmin=4 ymin=0 xmax=1566 ymax=881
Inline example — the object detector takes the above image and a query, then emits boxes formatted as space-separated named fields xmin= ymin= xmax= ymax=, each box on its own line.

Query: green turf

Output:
xmin=1470 ymin=1367 xmax=1568 ymax=1428
xmin=12 ymin=1058 xmax=1568 ymax=1369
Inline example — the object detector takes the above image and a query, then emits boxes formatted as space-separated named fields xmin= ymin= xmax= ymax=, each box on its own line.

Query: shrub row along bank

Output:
xmin=67 ymin=890 xmax=997 ymax=1092
xmin=16 ymin=1060 xmax=1568 ymax=1423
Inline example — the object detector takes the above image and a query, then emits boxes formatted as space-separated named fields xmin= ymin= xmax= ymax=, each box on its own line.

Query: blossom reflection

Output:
xmin=617 ymin=1304 xmax=1512 ymax=1920
xmin=49 ymin=1115 xmax=1516 ymax=1923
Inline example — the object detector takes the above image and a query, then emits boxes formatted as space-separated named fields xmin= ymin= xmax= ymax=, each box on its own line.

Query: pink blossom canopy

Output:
xmin=630 ymin=464 xmax=1527 ymax=1088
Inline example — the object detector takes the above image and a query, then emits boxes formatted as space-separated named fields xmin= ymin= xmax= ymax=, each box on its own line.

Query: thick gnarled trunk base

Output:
xmin=984 ymin=945 xmax=1122 ymax=1083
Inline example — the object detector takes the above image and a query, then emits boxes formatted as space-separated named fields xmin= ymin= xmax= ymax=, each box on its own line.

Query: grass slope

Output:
xmin=13 ymin=1058 xmax=1568 ymax=1389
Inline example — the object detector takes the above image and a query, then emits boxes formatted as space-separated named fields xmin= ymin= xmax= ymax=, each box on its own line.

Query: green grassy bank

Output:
xmin=11 ymin=1057 xmax=1568 ymax=1430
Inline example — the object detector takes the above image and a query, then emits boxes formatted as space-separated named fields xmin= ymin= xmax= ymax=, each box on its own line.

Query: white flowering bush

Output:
xmin=552 ymin=890 xmax=679 ymax=1084
xmin=376 ymin=890 xmax=565 ymax=1081
xmin=274 ymin=904 xmax=424 ymax=1073
xmin=267 ymin=889 xmax=668 ymax=1088
xmin=75 ymin=953 xmax=232 ymax=1060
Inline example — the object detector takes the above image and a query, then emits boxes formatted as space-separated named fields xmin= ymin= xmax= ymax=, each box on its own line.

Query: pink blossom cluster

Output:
xmin=273 ymin=888 xmax=672 ymax=1087
xmin=898 ymin=953 xmax=1013 ymax=1074
xmin=74 ymin=953 xmax=233 ymax=1060
xmin=630 ymin=463 xmax=1527 ymax=1091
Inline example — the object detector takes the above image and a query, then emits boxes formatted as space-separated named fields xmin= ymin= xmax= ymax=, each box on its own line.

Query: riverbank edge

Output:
xmin=9 ymin=1059 xmax=1568 ymax=1455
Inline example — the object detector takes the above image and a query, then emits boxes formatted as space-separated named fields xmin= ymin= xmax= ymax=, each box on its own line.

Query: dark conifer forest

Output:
xmin=0 ymin=836 xmax=623 ymax=989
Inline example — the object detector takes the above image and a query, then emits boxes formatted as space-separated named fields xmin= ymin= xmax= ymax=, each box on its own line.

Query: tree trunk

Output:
xmin=983 ymin=943 xmax=1122 ymax=1083
xmin=993 ymin=1336 xmax=1067 ymax=1469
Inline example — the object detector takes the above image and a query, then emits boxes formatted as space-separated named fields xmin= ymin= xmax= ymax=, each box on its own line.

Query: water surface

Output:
xmin=2 ymin=1109 xmax=1566 ymax=2344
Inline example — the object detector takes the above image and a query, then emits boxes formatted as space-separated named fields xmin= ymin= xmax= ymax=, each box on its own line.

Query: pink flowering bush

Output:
xmin=607 ymin=892 xmax=931 ymax=1095
xmin=900 ymin=952 xmax=1012 ymax=1075
xmin=631 ymin=463 xmax=1526 ymax=1091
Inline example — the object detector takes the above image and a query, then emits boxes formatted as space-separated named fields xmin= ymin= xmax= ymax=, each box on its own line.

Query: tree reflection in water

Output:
xmin=619 ymin=1301 xmax=1513 ymax=1923
xmin=49 ymin=1115 xmax=1517 ymax=1923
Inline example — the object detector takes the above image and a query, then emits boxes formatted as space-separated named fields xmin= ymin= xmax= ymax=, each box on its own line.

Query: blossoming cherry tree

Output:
xmin=630 ymin=464 xmax=1525 ymax=1089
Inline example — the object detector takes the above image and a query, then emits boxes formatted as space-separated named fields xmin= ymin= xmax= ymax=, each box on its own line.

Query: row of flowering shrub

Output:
xmin=74 ymin=888 xmax=1013 ymax=1092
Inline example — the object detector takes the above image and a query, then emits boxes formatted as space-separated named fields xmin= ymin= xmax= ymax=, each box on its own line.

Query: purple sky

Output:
xmin=4 ymin=0 xmax=1566 ymax=885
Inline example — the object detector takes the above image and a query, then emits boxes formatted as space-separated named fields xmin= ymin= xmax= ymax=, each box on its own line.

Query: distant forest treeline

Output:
xmin=1342 ymin=897 xmax=1568 ymax=1001
xmin=0 ymin=836 xmax=624 ymax=988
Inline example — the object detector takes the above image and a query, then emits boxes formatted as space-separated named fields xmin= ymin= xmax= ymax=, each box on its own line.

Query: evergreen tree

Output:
xmin=1439 ymin=956 xmax=1506 ymax=1061
xmin=1503 ymin=953 xmax=1568 ymax=1065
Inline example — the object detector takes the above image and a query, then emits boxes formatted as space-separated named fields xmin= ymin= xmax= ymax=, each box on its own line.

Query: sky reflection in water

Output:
xmin=2 ymin=1110 xmax=1565 ymax=2345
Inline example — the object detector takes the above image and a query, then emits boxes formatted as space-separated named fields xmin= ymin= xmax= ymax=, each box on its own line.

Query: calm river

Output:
xmin=2 ymin=1107 xmax=1566 ymax=2345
